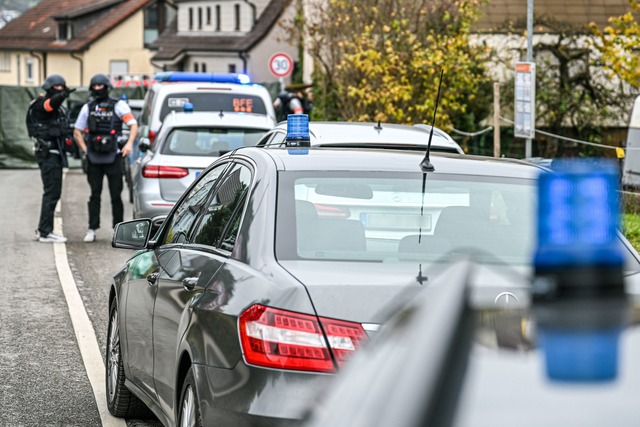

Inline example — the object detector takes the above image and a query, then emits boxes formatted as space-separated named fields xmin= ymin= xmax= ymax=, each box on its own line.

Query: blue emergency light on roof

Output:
xmin=183 ymin=102 xmax=194 ymax=113
xmin=534 ymin=158 xmax=624 ymax=271
xmin=285 ymin=114 xmax=311 ymax=147
xmin=154 ymin=72 xmax=251 ymax=85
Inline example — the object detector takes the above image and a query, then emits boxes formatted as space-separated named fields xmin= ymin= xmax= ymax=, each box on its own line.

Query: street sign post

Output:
xmin=514 ymin=62 xmax=536 ymax=140
xmin=269 ymin=53 xmax=294 ymax=78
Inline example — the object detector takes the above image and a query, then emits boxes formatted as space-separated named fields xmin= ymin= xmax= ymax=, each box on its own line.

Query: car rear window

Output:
xmin=159 ymin=92 xmax=267 ymax=120
xmin=161 ymin=127 xmax=268 ymax=157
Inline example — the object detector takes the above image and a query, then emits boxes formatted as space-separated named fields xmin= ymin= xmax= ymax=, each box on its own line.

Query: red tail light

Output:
xmin=142 ymin=165 xmax=189 ymax=179
xmin=314 ymin=204 xmax=351 ymax=219
xmin=238 ymin=304 xmax=366 ymax=373
xmin=149 ymin=130 xmax=157 ymax=143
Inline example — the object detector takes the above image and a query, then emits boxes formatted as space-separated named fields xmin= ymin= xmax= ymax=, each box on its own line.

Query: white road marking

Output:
xmin=52 ymin=172 xmax=127 ymax=427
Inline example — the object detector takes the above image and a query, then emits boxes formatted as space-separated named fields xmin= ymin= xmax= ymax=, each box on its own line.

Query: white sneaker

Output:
xmin=84 ymin=229 xmax=96 ymax=242
xmin=39 ymin=232 xmax=68 ymax=243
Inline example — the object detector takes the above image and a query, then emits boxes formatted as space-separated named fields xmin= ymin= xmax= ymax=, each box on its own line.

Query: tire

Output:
xmin=178 ymin=368 xmax=203 ymax=427
xmin=106 ymin=298 xmax=152 ymax=418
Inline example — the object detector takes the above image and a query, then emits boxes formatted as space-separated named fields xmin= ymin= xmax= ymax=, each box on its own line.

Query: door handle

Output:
xmin=146 ymin=272 xmax=159 ymax=286
xmin=182 ymin=277 xmax=199 ymax=291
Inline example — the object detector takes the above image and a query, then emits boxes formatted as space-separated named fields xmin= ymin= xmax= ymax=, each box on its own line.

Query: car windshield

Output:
xmin=160 ymin=127 xmax=267 ymax=157
xmin=275 ymin=171 xmax=640 ymax=270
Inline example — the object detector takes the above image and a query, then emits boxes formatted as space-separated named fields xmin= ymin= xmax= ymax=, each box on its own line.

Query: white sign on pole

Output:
xmin=514 ymin=62 xmax=536 ymax=139
xmin=269 ymin=53 xmax=293 ymax=78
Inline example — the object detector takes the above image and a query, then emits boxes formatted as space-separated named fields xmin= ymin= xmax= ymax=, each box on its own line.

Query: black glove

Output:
xmin=62 ymin=87 xmax=77 ymax=99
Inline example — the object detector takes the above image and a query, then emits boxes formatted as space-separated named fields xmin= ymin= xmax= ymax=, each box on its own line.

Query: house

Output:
xmin=148 ymin=0 xmax=308 ymax=85
xmin=0 ymin=0 xmax=175 ymax=87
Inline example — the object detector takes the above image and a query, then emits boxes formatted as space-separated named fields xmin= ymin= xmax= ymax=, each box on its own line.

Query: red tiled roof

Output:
xmin=0 ymin=0 xmax=151 ymax=52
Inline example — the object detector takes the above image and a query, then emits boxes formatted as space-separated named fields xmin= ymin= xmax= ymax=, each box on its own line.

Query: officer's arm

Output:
xmin=44 ymin=88 xmax=74 ymax=112
xmin=120 ymin=123 xmax=138 ymax=157
xmin=73 ymin=128 xmax=87 ymax=154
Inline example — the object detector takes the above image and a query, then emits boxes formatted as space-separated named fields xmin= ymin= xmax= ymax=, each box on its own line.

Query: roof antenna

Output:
xmin=420 ymin=69 xmax=444 ymax=173
xmin=374 ymin=120 xmax=382 ymax=133
xmin=219 ymin=110 xmax=224 ymax=118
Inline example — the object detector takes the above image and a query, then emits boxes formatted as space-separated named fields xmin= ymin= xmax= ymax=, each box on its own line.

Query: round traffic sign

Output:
xmin=269 ymin=53 xmax=293 ymax=78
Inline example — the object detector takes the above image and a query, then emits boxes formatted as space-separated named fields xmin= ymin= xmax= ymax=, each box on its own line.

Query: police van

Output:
xmin=137 ymin=72 xmax=276 ymax=144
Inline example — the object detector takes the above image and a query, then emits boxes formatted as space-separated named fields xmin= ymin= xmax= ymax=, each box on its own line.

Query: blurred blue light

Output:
xmin=534 ymin=158 xmax=624 ymax=268
xmin=286 ymin=114 xmax=311 ymax=147
xmin=183 ymin=102 xmax=194 ymax=113
xmin=154 ymin=72 xmax=251 ymax=84
xmin=539 ymin=328 xmax=621 ymax=382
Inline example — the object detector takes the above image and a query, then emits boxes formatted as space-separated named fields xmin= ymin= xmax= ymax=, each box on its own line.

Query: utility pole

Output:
xmin=525 ymin=0 xmax=534 ymax=158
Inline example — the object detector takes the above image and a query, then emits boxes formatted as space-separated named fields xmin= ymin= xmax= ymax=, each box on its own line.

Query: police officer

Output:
xmin=273 ymin=90 xmax=304 ymax=122
xmin=28 ymin=73 xmax=74 ymax=243
xmin=73 ymin=73 xmax=138 ymax=242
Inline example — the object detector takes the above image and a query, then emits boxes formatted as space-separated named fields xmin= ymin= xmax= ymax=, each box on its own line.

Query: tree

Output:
xmin=281 ymin=0 xmax=493 ymax=131
xmin=590 ymin=0 xmax=640 ymax=88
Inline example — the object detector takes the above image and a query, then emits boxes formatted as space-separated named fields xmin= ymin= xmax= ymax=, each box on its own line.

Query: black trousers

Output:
xmin=86 ymin=157 xmax=124 ymax=230
xmin=36 ymin=151 xmax=64 ymax=237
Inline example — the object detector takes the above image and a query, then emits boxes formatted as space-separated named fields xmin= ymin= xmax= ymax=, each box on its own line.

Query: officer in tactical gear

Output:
xmin=273 ymin=90 xmax=304 ymax=122
xmin=73 ymin=73 xmax=138 ymax=242
xmin=28 ymin=73 xmax=74 ymax=243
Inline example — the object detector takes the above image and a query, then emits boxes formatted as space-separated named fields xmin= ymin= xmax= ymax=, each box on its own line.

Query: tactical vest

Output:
xmin=86 ymin=98 xmax=123 ymax=154
xmin=26 ymin=96 xmax=72 ymax=141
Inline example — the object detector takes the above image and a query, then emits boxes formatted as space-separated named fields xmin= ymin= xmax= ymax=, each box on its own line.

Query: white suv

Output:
xmin=138 ymin=72 xmax=276 ymax=143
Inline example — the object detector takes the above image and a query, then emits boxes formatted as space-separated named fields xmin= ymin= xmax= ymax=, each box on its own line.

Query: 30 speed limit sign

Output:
xmin=269 ymin=53 xmax=293 ymax=78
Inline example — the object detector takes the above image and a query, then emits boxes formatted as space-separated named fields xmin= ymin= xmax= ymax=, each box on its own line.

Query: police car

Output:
xmin=131 ymin=105 xmax=274 ymax=219
xmin=257 ymin=120 xmax=464 ymax=154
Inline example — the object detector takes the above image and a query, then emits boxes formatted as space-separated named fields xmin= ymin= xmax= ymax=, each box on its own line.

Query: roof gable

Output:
xmin=0 ymin=0 xmax=151 ymax=52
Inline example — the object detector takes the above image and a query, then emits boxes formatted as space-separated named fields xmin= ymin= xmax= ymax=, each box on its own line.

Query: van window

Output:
xmin=159 ymin=92 xmax=267 ymax=121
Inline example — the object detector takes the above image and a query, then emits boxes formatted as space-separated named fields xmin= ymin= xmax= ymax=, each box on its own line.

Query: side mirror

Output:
xmin=138 ymin=137 xmax=152 ymax=153
xmin=113 ymin=219 xmax=152 ymax=249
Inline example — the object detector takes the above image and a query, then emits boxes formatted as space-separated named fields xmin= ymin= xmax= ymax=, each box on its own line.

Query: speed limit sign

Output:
xmin=269 ymin=53 xmax=293 ymax=78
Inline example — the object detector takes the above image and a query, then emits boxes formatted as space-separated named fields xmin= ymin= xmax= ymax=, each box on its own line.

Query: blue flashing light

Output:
xmin=120 ymin=93 xmax=128 ymax=101
xmin=183 ymin=102 xmax=194 ymax=113
xmin=285 ymin=114 xmax=311 ymax=147
xmin=154 ymin=72 xmax=251 ymax=84
xmin=539 ymin=327 xmax=621 ymax=382
xmin=534 ymin=158 xmax=624 ymax=269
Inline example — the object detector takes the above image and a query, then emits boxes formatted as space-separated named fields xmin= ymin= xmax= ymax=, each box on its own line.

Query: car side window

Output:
xmin=161 ymin=163 xmax=229 ymax=245
xmin=269 ymin=131 xmax=286 ymax=147
xmin=192 ymin=163 xmax=252 ymax=249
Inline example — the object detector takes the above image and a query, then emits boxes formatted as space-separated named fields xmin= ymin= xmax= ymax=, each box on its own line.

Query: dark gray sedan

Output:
xmin=106 ymin=147 xmax=634 ymax=426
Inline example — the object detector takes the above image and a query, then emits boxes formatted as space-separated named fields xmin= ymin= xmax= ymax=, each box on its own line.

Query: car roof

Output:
xmin=234 ymin=146 xmax=543 ymax=179
xmin=268 ymin=121 xmax=464 ymax=154
xmin=159 ymin=111 xmax=276 ymax=130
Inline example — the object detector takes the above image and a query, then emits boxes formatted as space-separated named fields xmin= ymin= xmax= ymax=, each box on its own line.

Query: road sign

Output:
xmin=269 ymin=53 xmax=293 ymax=78
xmin=514 ymin=62 xmax=536 ymax=139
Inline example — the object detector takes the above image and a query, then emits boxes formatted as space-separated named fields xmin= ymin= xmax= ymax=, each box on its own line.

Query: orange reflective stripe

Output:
xmin=122 ymin=113 xmax=134 ymax=123
xmin=293 ymin=106 xmax=303 ymax=114
xmin=44 ymin=98 xmax=54 ymax=112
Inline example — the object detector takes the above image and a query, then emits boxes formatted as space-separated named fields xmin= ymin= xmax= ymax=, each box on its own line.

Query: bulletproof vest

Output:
xmin=26 ymin=96 xmax=72 ymax=141
xmin=87 ymin=97 xmax=123 ymax=136
xmin=86 ymin=98 xmax=123 ymax=154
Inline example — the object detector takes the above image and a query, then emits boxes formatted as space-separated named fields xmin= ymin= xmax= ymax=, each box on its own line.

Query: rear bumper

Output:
xmin=194 ymin=360 xmax=333 ymax=426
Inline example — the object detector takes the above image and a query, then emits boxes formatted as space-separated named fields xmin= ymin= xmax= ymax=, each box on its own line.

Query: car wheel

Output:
xmin=106 ymin=298 xmax=152 ymax=418
xmin=178 ymin=368 xmax=203 ymax=427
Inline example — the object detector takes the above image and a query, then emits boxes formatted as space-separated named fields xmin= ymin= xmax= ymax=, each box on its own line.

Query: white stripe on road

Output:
xmin=52 ymin=172 xmax=127 ymax=427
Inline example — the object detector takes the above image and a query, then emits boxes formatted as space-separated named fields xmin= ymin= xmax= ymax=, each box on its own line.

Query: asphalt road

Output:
xmin=0 ymin=165 xmax=162 ymax=427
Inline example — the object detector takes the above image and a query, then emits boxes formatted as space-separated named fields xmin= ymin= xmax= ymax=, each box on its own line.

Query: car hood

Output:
xmin=278 ymin=260 xmax=533 ymax=324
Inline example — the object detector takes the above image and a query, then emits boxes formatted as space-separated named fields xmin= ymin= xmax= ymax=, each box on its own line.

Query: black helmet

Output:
xmin=42 ymin=74 xmax=67 ymax=91
xmin=89 ymin=73 xmax=113 ymax=90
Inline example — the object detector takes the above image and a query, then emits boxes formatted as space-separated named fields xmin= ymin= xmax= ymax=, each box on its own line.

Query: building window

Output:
xmin=194 ymin=63 xmax=199 ymax=72
xmin=215 ymin=5 xmax=221 ymax=31
xmin=228 ymin=64 xmax=236 ymax=73
xmin=144 ymin=4 xmax=159 ymax=45
xmin=188 ymin=8 xmax=193 ymax=30
xmin=202 ymin=63 xmax=207 ymax=72
xmin=198 ymin=8 xmax=202 ymax=29
xmin=26 ymin=58 xmax=34 ymax=82
xmin=234 ymin=4 xmax=240 ymax=31
xmin=0 ymin=52 xmax=10 ymax=72
xmin=110 ymin=60 xmax=128 ymax=75
xmin=207 ymin=7 xmax=211 ymax=25
xmin=57 ymin=21 xmax=73 ymax=40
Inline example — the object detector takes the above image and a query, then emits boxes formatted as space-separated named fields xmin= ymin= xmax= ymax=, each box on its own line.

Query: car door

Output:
xmin=152 ymin=162 xmax=253 ymax=417
xmin=125 ymin=161 xmax=230 ymax=400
